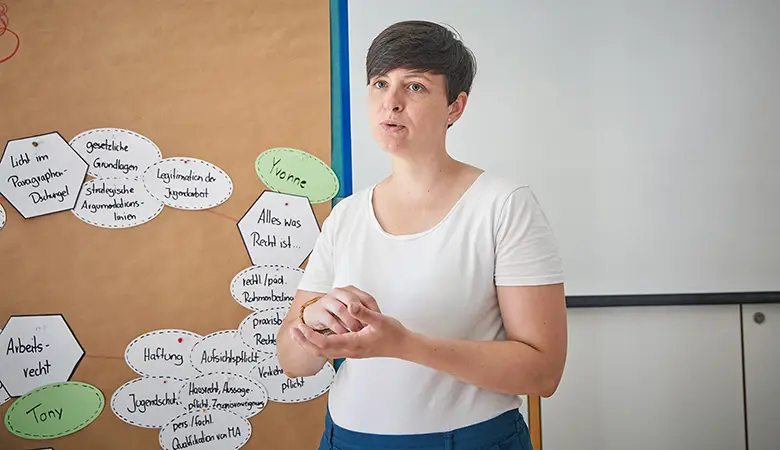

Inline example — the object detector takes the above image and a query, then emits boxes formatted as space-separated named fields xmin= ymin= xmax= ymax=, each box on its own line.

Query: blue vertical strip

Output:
xmin=330 ymin=0 xmax=353 ymax=206
xmin=329 ymin=0 xmax=351 ymax=372
xmin=337 ymin=0 xmax=353 ymax=201
xmin=329 ymin=0 xmax=342 ymax=202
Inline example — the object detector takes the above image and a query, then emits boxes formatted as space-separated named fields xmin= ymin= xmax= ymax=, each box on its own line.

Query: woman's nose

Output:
xmin=384 ymin=89 xmax=404 ymax=112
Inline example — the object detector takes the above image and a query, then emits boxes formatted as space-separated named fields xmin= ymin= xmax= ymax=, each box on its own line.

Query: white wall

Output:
xmin=540 ymin=305 xmax=746 ymax=450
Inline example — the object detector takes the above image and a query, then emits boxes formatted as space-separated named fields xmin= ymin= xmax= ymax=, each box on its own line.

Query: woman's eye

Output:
xmin=374 ymin=80 xmax=387 ymax=88
xmin=409 ymin=83 xmax=424 ymax=92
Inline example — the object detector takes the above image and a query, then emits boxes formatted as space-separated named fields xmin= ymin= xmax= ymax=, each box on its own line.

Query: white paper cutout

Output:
xmin=0 ymin=381 xmax=8 ymax=405
xmin=0 ymin=327 xmax=9 ymax=405
xmin=238 ymin=307 xmax=289 ymax=354
xmin=0 ymin=314 xmax=85 ymax=397
xmin=251 ymin=355 xmax=334 ymax=403
xmin=142 ymin=157 xmax=233 ymax=210
xmin=189 ymin=331 xmax=264 ymax=378
xmin=72 ymin=177 xmax=164 ymax=229
xmin=178 ymin=372 xmax=268 ymax=419
xmin=237 ymin=191 xmax=320 ymax=267
xmin=0 ymin=203 xmax=5 ymax=230
xmin=125 ymin=329 xmax=202 ymax=380
xmin=159 ymin=409 xmax=251 ymax=450
xmin=111 ymin=376 xmax=186 ymax=428
xmin=229 ymin=265 xmax=303 ymax=311
xmin=0 ymin=132 xmax=88 ymax=219
xmin=68 ymin=128 xmax=163 ymax=180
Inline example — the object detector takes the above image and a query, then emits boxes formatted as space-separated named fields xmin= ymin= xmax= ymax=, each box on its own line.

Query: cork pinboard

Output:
xmin=0 ymin=0 xmax=334 ymax=449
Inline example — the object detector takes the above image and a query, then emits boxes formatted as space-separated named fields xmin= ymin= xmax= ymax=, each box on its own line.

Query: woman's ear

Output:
xmin=447 ymin=92 xmax=469 ymax=126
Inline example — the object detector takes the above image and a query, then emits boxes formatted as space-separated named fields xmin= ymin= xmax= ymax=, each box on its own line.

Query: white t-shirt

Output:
xmin=297 ymin=171 xmax=565 ymax=435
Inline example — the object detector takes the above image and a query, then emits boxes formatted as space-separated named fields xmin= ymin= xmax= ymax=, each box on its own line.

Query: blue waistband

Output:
xmin=323 ymin=408 xmax=524 ymax=450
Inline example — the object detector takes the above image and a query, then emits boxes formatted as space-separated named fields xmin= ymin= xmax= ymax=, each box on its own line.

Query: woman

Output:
xmin=277 ymin=20 xmax=567 ymax=450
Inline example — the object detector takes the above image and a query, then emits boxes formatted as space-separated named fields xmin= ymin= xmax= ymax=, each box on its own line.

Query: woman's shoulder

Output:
xmin=321 ymin=186 xmax=371 ymax=226
xmin=469 ymin=170 xmax=535 ymax=206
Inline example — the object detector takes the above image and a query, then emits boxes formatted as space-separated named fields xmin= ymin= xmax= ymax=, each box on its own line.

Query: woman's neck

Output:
xmin=385 ymin=150 xmax=463 ymax=200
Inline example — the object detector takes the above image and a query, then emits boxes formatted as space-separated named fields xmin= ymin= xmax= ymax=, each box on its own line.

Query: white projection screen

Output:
xmin=343 ymin=0 xmax=780 ymax=304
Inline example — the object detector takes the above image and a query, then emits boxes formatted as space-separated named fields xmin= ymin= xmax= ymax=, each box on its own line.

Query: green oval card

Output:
xmin=255 ymin=147 xmax=339 ymax=204
xmin=5 ymin=381 xmax=104 ymax=440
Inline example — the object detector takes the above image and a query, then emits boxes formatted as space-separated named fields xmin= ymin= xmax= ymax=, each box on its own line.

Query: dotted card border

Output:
xmin=68 ymin=128 xmax=163 ymax=180
xmin=237 ymin=306 xmax=291 ymax=353
xmin=142 ymin=157 xmax=234 ymax=210
xmin=5 ymin=381 xmax=104 ymax=439
xmin=110 ymin=376 xmax=186 ymax=428
xmin=176 ymin=371 xmax=269 ymax=420
xmin=124 ymin=329 xmax=203 ymax=377
xmin=255 ymin=147 xmax=339 ymax=204
xmin=158 ymin=408 xmax=251 ymax=450
xmin=189 ymin=330 xmax=262 ymax=377
xmin=229 ymin=264 xmax=304 ymax=310
xmin=256 ymin=355 xmax=335 ymax=404
xmin=71 ymin=177 xmax=165 ymax=229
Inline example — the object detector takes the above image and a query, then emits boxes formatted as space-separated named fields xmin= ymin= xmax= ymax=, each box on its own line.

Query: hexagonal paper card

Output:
xmin=0 ymin=328 xmax=8 ymax=406
xmin=0 ymin=132 xmax=88 ymax=218
xmin=237 ymin=191 xmax=320 ymax=267
xmin=0 ymin=314 xmax=85 ymax=397
xmin=0 ymin=382 xmax=8 ymax=406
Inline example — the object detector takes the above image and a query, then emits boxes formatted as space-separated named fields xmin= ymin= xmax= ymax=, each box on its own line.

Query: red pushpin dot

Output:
xmin=284 ymin=202 xmax=289 ymax=206
xmin=178 ymin=338 xmax=183 ymax=343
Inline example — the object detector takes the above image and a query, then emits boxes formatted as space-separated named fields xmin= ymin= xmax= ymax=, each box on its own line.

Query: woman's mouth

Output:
xmin=380 ymin=121 xmax=406 ymax=132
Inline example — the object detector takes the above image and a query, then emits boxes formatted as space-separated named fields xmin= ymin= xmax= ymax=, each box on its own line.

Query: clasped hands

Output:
xmin=290 ymin=285 xmax=410 ymax=360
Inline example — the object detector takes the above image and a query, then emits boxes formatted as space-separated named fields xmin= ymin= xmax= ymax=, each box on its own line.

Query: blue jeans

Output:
xmin=317 ymin=408 xmax=533 ymax=450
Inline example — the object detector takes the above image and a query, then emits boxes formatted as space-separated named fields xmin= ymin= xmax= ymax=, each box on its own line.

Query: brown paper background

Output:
xmin=0 ymin=0 xmax=332 ymax=448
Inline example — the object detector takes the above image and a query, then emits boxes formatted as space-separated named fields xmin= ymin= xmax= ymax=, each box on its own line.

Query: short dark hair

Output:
xmin=366 ymin=20 xmax=477 ymax=105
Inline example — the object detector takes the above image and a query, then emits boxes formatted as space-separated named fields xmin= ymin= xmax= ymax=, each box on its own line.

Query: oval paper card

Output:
xmin=179 ymin=372 xmax=268 ymax=419
xmin=238 ymin=307 xmax=289 ymax=354
xmin=190 ymin=330 xmax=265 ymax=377
xmin=143 ymin=157 xmax=233 ymax=210
xmin=159 ymin=409 xmax=251 ymax=450
xmin=111 ymin=376 xmax=186 ymax=428
xmin=4 ymin=381 xmax=104 ymax=440
xmin=255 ymin=147 xmax=339 ymax=204
xmin=125 ymin=329 xmax=202 ymax=379
xmin=69 ymin=128 xmax=163 ymax=179
xmin=251 ymin=355 xmax=334 ymax=403
xmin=230 ymin=265 xmax=302 ymax=311
xmin=72 ymin=177 xmax=164 ymax=228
